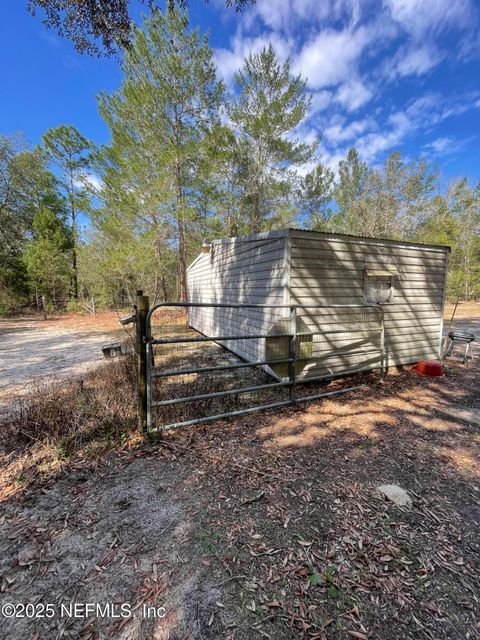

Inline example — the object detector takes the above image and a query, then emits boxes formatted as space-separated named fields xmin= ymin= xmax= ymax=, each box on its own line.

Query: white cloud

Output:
xmin=388 ymin=44 xmax=444 ymax=78
xmin=355 ymin=111 xmax=412 ymax=161
xmin=424 ymin=137 xmax=454 ymax=153
xmin=324 ymin=118 xmax=374 ymax=144
xmin=384 ymin=0 xmax=473 ymax=38
xmin=293 ymin=26 xmax=370 ymax=88
xmin=293 ymin=126 xmax=320 ymax=147
xmin=318 ymin=143 xmax=348 ymax=173
xmin=74 ymin=173 xmax=102 ymax=191
xmin=406 ymin=91 xmax=480 ymax=126
xmin=307 ymin=90 xmax=333 ymax=117
xmin=423 ymin=136 xmax=468 ymax=155
xmin=212 ymin=0 xmax=478 ymax=169
xmin=335 ymin=78 xmax=373 ymax=111
xmin=248 ymin=0 xmax=363 ymax=33
xmin=344 ymin=90 xmax=479 ymax=163
xmin=215 ymin=33 xmax=293 ymax=85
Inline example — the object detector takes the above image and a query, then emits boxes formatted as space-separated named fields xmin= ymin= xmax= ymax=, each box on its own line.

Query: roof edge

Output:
xmin=288 ymin=228 xmax=451 ymax=252
xmin=211 ymin=229 xmax=288 ymax=246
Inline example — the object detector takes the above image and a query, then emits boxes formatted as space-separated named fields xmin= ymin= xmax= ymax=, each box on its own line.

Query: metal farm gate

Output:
xmin=131 ymin=293 xmax=385 ymax=432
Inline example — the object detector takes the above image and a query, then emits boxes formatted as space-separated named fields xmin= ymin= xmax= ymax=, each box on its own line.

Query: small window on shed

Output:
xmin=364 ymin=269 xmax=396 ymax=304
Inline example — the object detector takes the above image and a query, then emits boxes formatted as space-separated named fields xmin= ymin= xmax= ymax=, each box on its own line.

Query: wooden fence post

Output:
xmin=135 ymin=289 xmax=149 ymax=432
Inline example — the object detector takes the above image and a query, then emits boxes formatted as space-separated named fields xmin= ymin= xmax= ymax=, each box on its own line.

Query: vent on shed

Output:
xmin=364 ymin=264 xmax=399 ymax=305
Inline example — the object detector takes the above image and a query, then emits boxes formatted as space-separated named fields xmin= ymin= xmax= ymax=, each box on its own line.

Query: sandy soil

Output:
xmin=0 ymin=307 xmax=478 ymax=639
xmin=0 ymin=313 xmax=128 ymax=412
xmin=1 ymin=301 xmax=477 ymax=415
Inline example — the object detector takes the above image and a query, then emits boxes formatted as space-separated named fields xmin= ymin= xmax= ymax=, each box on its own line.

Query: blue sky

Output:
xmin=1 ymin=0 xmax=480 ymax=185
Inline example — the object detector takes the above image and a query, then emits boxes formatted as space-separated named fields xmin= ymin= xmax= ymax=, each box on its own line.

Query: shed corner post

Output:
xmin=379 ymin=305 xmax=386 ymax=382
xmin=289 ymin=305 xmax=297 ymax=403
xmin=440 ymin=248 xmax=450 ymax=357
xmin=135 ymin=289 xmax=150 ymax=432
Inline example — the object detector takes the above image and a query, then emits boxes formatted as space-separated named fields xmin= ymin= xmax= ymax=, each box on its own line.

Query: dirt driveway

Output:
xmin=0 ymin=314 xmax=126 ymax=412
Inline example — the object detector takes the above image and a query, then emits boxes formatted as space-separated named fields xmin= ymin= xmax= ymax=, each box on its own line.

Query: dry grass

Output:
xmin=0 ymin=355 xmax=138 ymax=498
xmin=444 ymin=300 xmax=480 ymax=320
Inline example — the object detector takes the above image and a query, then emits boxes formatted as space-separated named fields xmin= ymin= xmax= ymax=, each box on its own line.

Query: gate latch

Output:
xmin=119 ymin=313 xmax=136 ymax=326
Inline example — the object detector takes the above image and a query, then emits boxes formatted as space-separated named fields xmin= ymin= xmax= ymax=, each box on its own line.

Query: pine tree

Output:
xmin=97 ymin=9 xmax=223 ymax=301
xmin=0 ymin=136 xmax=64 ymax=310
xmin=332 ymin=147 xmax=370 ymax=235
xmin=23 ymin=208 xmax=72 ymax=308
xmin=228 ymin=45 xmax=315 ymax=233
xmin=449 ymin=179 xmax=480 ymax=299
xmin=42 ymin=125 xmax=93 ymax=300
xmin=301 ymin=162 xmax=335 ymax=230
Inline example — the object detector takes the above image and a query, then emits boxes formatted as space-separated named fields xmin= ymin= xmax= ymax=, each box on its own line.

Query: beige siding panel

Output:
xmin=292 ymin=256 xmax=446 ymax=272
xmin=290 ymin=237 xmax=446 ymax=259
xmin=291 ymin=230 xmax=447 ymax=255
xmin=289 ymin=231 xmax=447 ymax=373
xmin=187 ymin=230 xmax=448 ymax=381
xmin=187 ymin=234 xmax=287 ymax=365
xmin=292 ymin=268 xmax=446 ymax=282
xmin=291 ymin=276 xmax=445 ymax=289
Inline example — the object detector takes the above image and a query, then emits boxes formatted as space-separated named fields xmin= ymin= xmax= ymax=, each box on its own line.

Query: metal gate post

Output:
xmin=289 ymin=305 xmax=297 ymax=403
xmin=135 ymin=290 xmax=149 ymax=432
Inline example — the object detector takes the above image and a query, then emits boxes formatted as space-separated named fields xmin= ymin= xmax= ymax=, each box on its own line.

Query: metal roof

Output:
xmin=287 ymin=228 xmax=451 ymax=252
xmin=188 ymin=228 xmax=451 ymax=268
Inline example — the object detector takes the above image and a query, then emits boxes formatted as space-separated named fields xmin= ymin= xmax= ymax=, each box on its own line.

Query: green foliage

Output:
xmin=42 ymin=125 xmax=93 ymax=300
xmin=0 ymin=134 xmax=66 ymax=308
xmin=332 ymin=149 xmax=438 ymax=239
xmin=96 ymin=8 xmax=223 ymax=301
xmin=332 ymin=148 xmax=369 ymax=233
xmin=228 ymin=45 xmax=315 ymax=232
xmin=302 ymin=162 xmax=335 ymax=230
xmin=66 ymin=298 xmax=80 ymax=313
xmin=23 ymin=207 xmax=72 ymax=306
xmin=325 ymin=565 xmax=336 ymax=583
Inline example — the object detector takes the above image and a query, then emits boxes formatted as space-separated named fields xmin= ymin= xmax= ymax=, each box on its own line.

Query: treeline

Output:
xmin=1 ymin=9 xmax=479 ymax=315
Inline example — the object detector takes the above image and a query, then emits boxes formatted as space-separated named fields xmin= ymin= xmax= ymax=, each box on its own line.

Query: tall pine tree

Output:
xmin=228 ymin=46 xmax=315 ymax=232
xmin=42 ymin=125 xmax=93 ymax=300
xmin=98 ymin=8 xmax=223 ymax=301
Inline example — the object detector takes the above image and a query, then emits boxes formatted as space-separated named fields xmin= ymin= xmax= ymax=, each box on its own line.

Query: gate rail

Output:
xmin=134 ymin=295 xmax=385 ymax=432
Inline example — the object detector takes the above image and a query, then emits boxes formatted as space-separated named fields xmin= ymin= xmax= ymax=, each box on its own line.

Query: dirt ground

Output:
xmin=0 ymin=305 xmax=479 ymax=639
xmin=0 ymin=312 xmax=129 ymax=413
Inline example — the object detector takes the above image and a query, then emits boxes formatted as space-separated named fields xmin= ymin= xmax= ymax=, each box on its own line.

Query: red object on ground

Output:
xmin=413 ymin=359 xmax=444 ymax=377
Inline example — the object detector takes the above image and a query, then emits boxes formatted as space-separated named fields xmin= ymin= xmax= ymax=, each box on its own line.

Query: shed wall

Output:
xmin=187 ymin=233 xmax=288 ymax=363
xmin=289 ymin=230 xmax=448 ymax=375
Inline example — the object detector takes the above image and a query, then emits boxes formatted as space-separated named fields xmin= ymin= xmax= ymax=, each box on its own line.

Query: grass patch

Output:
xmin=0 ymin=355 xmax=138 ymax=495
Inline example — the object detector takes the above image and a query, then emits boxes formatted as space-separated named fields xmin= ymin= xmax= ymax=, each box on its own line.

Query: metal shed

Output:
xmin=186 ymin=229 xmax=449 ymax=380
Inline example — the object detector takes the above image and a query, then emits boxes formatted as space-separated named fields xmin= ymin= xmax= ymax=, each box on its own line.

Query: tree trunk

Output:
xmin=177 ymin=216 xmax=187 ymax=302
xmin=72 ymin=245 xmax=78 ymax=300
xmin=161 ymin=274 xmax=167 ymax=301
xmin=69 ymin=168 xmax=78 ymax=300
xmin=174 ymin=157 xmax=188 ymax=302
xmin=152 ymin=230 xmax=164 ymax=305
